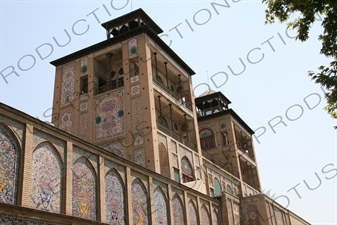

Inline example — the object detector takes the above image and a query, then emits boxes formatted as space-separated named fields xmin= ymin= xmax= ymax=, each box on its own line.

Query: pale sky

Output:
xmin=0 ymin=1 xmax=336 ymax=224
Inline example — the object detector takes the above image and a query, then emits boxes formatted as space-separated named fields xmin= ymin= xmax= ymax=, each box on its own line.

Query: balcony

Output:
xmin=156 ymin=122 xmax=197 ymax=152
xmin=97 ymin=78 xmax=124 ymax=94
xmin=153 ymin=77 xmax=192 ymax=112
xmin=242 ymin=174 xmax=260 ymax=191
xmin=202 ymin=150 xmax=240 ymax=178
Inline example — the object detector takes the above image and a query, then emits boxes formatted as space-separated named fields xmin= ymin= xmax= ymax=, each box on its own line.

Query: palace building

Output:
xmin=0 ymin=9 xmax=310 ymax=225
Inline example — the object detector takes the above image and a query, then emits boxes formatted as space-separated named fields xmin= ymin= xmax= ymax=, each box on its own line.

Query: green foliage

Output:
xmin=262 ymin=0 xmax=337 ymax=126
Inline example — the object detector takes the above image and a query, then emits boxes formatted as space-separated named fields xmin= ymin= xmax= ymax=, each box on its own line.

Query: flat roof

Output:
xmin=101 ymin=8 xmax=163 ymax=35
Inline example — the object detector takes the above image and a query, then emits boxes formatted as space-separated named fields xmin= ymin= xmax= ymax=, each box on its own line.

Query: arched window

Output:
xmin=214 ymin=178 xmax=221 ymax=197
xmin=181 ymin=157 xmax=194 ymax=183
xmin=226 ymin=185 xmax=233 ymax=194
xmin=200 ymin=129 xmax=216 ymax=150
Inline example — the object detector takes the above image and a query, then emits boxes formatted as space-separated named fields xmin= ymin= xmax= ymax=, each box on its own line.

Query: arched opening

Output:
xmin=181 ymin=157 xmax=194 ymax=183
xmin=214 ymin=178 xmax=221 ymax=197
xmin=226 ymin=184 xmax=233 ymax=194
xmin=158 ymin=143 xmax=170 ymax=178
xmin=199 ymin=129 xmax=216 ymax=150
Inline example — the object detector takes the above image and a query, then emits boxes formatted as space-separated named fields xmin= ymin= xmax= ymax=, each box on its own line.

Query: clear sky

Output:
xmin=0 ymin=0 xmax=336 ymax=224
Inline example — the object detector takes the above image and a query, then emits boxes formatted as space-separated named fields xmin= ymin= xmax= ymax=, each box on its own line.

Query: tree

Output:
xmin=262 ymin=0 xmax=337 ymax=126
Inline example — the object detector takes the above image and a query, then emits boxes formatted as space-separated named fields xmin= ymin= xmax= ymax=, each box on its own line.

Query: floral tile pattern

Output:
xmin=0 ymin=124 xmax=19 ymax=204
xmin=30 ymin=143 xmax=62 ymax=213
xmin=132 ymin=179 xmax=148 ymax=225
xmin=105 ymin=169 xmax=125 ymax=225
xmin=72 ymin=157 xmax=97 ymax=220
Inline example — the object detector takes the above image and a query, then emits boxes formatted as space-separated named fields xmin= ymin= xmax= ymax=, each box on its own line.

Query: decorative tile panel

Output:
xmin=79 ymin=102 xmax=88 ymax=112
xmin=179 ymin=145 xmax=192 ymax=163
xmin=233 ymin=203 xmax=240 ymax=225
xmin=72 ymin=157 xmax=97 ymax=220
xmin=246 ymin=204 xmax=260 ymax=225
xmin=0 ymin=124 xmax=19 ymax=204
xmin=0 ymin=215 xmax=60 ymax=225
xmin=60 ymin=63 xmax=75 ymax=106
xmin=99 ymin=141 xmax=126 ymax=158
xmin=128 ymin=38 xmax=137 ymax=55
xmin=104 ymin=160 xmax=125 ymax=183
xmin=33 ymin=129 xmax=65 ymax=162
xmin=131 ymin=85 xmax=140 ymax=96
xmin=132 ymin=179 xmax=148 ymax=225
xmin=153 ymin=187 xmax=168 ymax=225
xmin=172 ymin=154 xmax=178 ymax=168
xmin=213 ymin=209 xmax=219 ymax=225
xmin=134 ymin=148 xmax=145 ymax=167
xmin=80 ymin=57 xmax=88 ymax=75
xmin=79 ymin=113 xmax=88 ymax=141
xmin=131 ymin=75 xmax=139 ymax=83
xmin=105 ymin=169 xmax=125 ymax=225
xmin=131 ymin=97 xmax=142 ymax=133
xmin=72 ymin=147 xmax=98 ymax=174
xmin=158 ymin=133 xmax=167 ymax=148
xmin=30 ymin=143 xmax=62 ymax=213
xmin=171 ymin=140 xmax=177 ymax=153
xmin=188 ymin=200 xmax=198 ymax=225
xmin=58 ymin=111 xmax=73 ymax=134
xmin=134 ymin=135 xmax=143 ymax=146
xmin=94 ymin=90 xmax=125 ymax=142
xmin=153 ymin=180 xmax=167 ymax=196
xmin=172 ymin=194 xmax=185 ymax=225
xmin=201 ymin=205 xmax=211 ymax=225
xmin=0 ymin=115 xmax=25 ymax=146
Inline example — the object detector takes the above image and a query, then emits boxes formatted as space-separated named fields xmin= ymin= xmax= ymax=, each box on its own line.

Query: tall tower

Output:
xmin=50 ymin=9 xmax=202 ymax=178
xmin=195 ymin=90 xmax=262 ymax=195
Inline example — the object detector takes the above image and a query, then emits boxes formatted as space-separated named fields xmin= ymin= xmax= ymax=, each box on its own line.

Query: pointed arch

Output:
xmin=72 ymin=153 xmax=97 ymax=175
xmin=200 ymin=205 xmax=211 ymax=225
xmin=172 ymin=194 xmax=185 ymax=225
xmin=105 ymin=168 xmax=125 ymax=225
xmin=153 ymin=186 xmax=168 ymax=225
xmin=226 ymin=184 xmax=233 ymax=194
xmin=0 ymin=123 xmax=20 ymax=204
xmin=158 ymin=142 xmax=170 ymax=178
xmin=181 ymin=156 xmax=194 ymax=183
xmin=199 ymin=128 xmax=216 ymax=150
xmin=72 ymin=156 xmax=97 ymax=220
xmin=131 ymin=178 xmax=148 ymax=225
xmin=214 ymin=178 xmax=221 ymax=197
xmin=32 ymin=140 xmax=64 ymax=163
xmin=212 ymin=209 xmax=219 ymax=225
xmin=30 ymin=142 xmax=63 ymax=213
xmin=188 ymin=200 xmax=198 ymax=225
